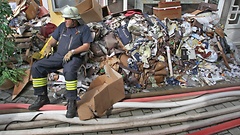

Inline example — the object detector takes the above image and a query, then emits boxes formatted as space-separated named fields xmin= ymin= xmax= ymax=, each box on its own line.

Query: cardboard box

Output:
xmin=153 ymin=0 xmax=181 ymax=20
xmin=77 ymin=64 xmax=125 ymax=120
xmin=153 ymin=6 xmax=181 ymax=20
xmin=76 ymin=0 xmax=103 ymax=23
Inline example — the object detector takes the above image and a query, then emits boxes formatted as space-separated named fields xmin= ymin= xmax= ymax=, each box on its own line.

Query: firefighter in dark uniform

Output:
xmin=28 ymin=5 xmax=93 ymax=118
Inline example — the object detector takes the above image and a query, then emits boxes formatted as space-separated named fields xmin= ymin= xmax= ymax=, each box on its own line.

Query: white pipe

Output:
xmin=217 ymin=0 xmax=225 ymax=18
xmin=1 ymin=105 xmax=240 ymax=134
xmin=0 ymin=120 xmax=62 ymax=130
xmin=0 ymin=97 xmax=236 ymax=125
xmin=0 ymin=110 xmax=66 ymax=125
xmin=123 ymin=0 xmax=127 ymax=11
xmin=166 ymin=46 xmax=173 ymax=76
xmin=98 ymin=0 xmax=107 ymax=6
xmin=113 ymin=91 xmax=240 ymax=108
xmin=105 ymin=0 xmax=108 ymax=6
xmin=121 ymin=112 xmax=240 ymax=135
xmin=3 ymin=105 xmax=240 ymax=131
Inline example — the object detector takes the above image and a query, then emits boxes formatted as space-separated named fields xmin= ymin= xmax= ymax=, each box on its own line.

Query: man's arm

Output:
xmin=43 ymin=37 xmax=58 ymax=57
xmin=71 ymin=43 xmax=90 ymax=54
xmin=47 ymin=37 xmax=58 ymax=47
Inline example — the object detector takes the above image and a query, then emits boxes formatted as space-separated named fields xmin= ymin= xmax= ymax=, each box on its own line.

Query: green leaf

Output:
xmin=0 ymin=0 xmax=26 ymax=86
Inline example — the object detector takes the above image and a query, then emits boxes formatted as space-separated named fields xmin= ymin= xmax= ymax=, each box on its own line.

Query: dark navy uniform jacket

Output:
xmin=51 ymin=22 xmax=93 ymax=56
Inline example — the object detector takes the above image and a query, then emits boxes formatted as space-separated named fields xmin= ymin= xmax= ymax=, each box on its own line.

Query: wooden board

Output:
xmin=12 ymin=69 xmax=31 ymax=100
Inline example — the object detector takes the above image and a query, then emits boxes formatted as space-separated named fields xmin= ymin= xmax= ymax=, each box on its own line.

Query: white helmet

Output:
xmin=61 ymin=5 xmax=81 ymax=19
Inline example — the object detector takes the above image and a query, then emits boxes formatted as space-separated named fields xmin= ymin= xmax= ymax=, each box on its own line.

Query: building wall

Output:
xmin=48 ymin=0 xmax=64 ymax=26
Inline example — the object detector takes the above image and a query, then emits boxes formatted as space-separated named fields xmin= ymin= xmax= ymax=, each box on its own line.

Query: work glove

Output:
xmin=63 ymin=50 xmax=74 ymax=62
xmin=44 ymin=45 xmax=53 ymax=58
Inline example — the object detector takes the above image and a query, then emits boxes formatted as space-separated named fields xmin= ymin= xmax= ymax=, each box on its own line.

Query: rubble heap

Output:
xmin=7 ymin=1 xmax=240 ymax=97
xmin=85 ymin=8 xmax=240 ymax=92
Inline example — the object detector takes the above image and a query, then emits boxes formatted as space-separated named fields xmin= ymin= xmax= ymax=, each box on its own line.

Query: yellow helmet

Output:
xmin=61 ymin=5 xmax=81 ymax=19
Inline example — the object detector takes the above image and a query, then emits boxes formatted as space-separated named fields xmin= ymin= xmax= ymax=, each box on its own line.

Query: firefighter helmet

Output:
xmin=61 ymin=5 xmax=81 ymax=19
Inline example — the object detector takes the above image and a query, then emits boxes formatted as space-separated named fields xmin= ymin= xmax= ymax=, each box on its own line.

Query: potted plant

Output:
xmin=0 ymin=0 xmax=26 ymax=89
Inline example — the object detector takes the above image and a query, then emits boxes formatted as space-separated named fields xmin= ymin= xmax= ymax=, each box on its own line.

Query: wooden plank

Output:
xmin=16 ymin=42 xmax=32 ymax=49
xmin=12 ymin=69 xmax=31 ymax=100
xmin=15 ymin=38 xmax=32 ymax=43
xmin=14 ymin=32 xmax=33 ymax=38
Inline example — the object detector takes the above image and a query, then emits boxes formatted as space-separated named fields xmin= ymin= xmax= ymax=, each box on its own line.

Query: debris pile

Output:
xmin=85 ymin=8 xmax=240 ymax=92
xmin=7 ymin=1 xmax=240 ymax=97
xmin=8 ymin=0 xmax=54 ymax=69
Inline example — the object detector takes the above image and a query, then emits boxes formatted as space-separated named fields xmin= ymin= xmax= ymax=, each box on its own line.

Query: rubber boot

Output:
xmin=66 ymin=100 xmax=77 ymax=118
xmin=28 ymin=95 xmax=50 ymax=110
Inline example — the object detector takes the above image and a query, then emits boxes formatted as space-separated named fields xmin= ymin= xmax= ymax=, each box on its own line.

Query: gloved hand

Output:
xmin=44 ymin=45 xmax=53 ymax=57
xmin=63 ymin=50 xmax=74 ymax=62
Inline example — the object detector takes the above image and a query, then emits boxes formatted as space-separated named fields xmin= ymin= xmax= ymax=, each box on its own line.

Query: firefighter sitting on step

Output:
xmin=28 ymin=5 xmax=93 ymax=118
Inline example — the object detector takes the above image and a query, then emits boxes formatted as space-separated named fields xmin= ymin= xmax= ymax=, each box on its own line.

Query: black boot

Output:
xmin=66 ymin=100 xmax=77 ymax=118
xmin=28 ymin=95 xmax=50 ymax=110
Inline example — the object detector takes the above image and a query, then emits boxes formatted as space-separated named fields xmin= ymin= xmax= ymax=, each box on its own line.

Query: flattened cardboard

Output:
xmin=76 ymin=0 xmax=103 ymax=23
xmin=12 ymin=69 xmax=31 ymax=100
xmin=191 ymin=10 xmax=204 ymax=16
xmin=192 ymin=18 xmax=203 ymax=29
xmin=77 ymin=64 xmax=125 ymax=120
xmin=214 ymin=26 xmax=225 ymax=38
xmin=198 ymin=2 xmax=218 ymax=11
xmin=25 ymin=0 xmax=39 ymax=20
xmin=119 ymin=54 xmax=130 ymax=67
